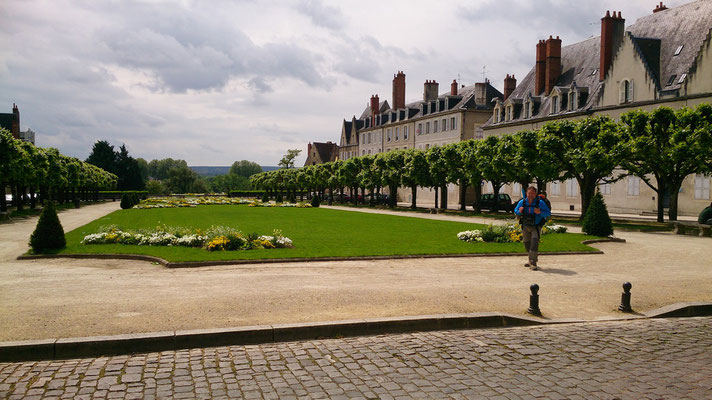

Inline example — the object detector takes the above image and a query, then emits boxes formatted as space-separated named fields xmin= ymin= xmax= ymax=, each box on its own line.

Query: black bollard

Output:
xmin=528 ymin=284 xmax=541 ymax=316
xmin=618 ymin=282 xmax=632 ymax=312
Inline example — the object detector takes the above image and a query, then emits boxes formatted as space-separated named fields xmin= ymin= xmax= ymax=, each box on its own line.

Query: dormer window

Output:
xmin=674 ymin=45 xmax=683 ymax=56
xmin=523 ymin=100 xmax=531 ymax=119
xmin=505 ymin=105 xmax=512 ymax=122
xmin=551 ymin=95 xmax=559 ymax=114
xmin=569 ymin=91 xmax=576 ymax=110
xmin=666 ymin=75 xmax=676 ymax=86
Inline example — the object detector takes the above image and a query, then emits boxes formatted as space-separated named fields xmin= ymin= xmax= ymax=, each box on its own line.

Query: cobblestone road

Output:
xmin=1 ymin=317 xmax=710 ymax=399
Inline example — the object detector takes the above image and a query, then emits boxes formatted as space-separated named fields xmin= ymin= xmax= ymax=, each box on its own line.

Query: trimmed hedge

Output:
xmin=99 ymin=191 xmax=148 ymax=201
xmin=582 ymin=191 xmax=614 ymax=237
xmin=29 ymin=201 xmax=66 ymax=253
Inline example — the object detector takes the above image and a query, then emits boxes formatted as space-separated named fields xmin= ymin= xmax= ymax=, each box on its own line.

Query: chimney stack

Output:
xmin=474 ymin=82 xmax=487 ymax=105
xmin=450 ymin=79 xmax=458 ymax=96
xmin=653 ymin=2 xmax=667 ymax=13
xmin=600 ymin=11 xmax=625 ymax=81
xmin=392 ymin=71 xmax=406 ymax=110
xmin=423 ymin=80 xmax=439 ymax=102
xmin=503 ymin=74 xmax=517 ymax=100
xmin=11 ymin=103 xmax=20 ymax=138
xmin=545 ymin=36 xmax=562 ymax=95
xmin=535 ymin=40 xmax=547 ymax=95
xmin=370 ymin=95 xmax=380 ymax=125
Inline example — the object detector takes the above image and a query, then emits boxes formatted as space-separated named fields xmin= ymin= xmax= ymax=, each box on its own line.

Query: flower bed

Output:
xmin=457 ymin=221 xmax=567 ymax=243
xmin=132 ymin=196 xmax=313 ymax=209
xmin=81 ymin=225 xmax=293 ymax=251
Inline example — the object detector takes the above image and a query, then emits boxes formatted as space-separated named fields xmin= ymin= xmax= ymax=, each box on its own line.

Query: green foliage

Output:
xmin=29 ymin=201 xmax=66 ymax=253
xmin=582 ymin=192 xmax=613 ymax=237
xmin=262 ymin=192 xmax=269 ymax=203
xmin=146 ymin=179 xmax=169 ymax=195
xmin=230 ymin=160 xmax=263 ymax=177
xmin=278 ymin=149 xmax=302 ymax=169
xmin=288 ymin=192 xmax=296 ymax=203
xmin=120 ymin=193 xmax=140 ymax=209
xmin=275 ymin=193 xmax=283 ymax=203
xmin=310 ymin=195 xmax=320 ymax=208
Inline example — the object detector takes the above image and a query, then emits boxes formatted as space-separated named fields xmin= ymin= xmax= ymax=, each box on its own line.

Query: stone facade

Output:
xmin=482 ymin=1 xmax=712 ymax=216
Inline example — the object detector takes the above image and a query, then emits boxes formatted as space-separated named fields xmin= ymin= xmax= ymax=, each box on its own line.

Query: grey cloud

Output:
xmin=248 ymin=77 xmax=273 ymax=93
xmin=332 ymin=35 xmax=423 ymax=83
xmin=295 ymin=0 xmax=344 ymax=30
xmin=91 ymin=2 xmax=327 ymax=93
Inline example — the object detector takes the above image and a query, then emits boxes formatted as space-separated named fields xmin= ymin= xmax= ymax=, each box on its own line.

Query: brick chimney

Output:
xmin=503 ymin=74 xmax=517 ymax=100
xmin=653 ymin=2 xmax=667 ymax=13
xmin=308 ymin=142 xmax=312 ymax=155
xmin=545 ymin=36 xmax=562 ymax=95
xmin=600 ymin=11 xmax=625 ymax=81
xmin=11 ymin=103 xmax=20 ymax=138
xmin=392 ymin=71 xmax=406 ymax=110
xmin=370 ymin=95 xmax=380 ymax=125
xmin=423 ymin=80 xmax=439 ymax=102
xmin=535 ymin=40 xmax=546 ymax=95
xmin=474 ymin=82 xmax=486 ymax=105
xmin=450 ymin=80 xmax=458 ymax=96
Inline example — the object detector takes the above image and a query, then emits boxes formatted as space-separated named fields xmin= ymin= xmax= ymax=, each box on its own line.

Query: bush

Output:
xmin=582 ymin=191 xmax=613 ymax=237
xmin=120 ymin=193 xmax=140 ymax=209
xmin=288 ymin=192 xmax=296 ymax=203
xmin=275 ymin=193 xmax=283 ymax=203
xmin=262 ymin=192 xmax=269 ymax=203
xmin=311 ymin=195 xmax=321 ymax=208
xmin=29 ymin=201 xmax=66 ymax=253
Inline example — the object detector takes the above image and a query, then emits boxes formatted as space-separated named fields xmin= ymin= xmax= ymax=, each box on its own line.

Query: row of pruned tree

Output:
xmin=0 ymin=129 xmax=117 ymax=212
xmin=250 ymin=104 xmax=712 ymax=222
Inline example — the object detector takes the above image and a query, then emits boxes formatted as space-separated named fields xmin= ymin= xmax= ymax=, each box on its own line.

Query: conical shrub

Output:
xmin=311 ymin=195 xmax=320 ymax=208
xmin=261 ymin=192 xmax=269 ymax=203
xmin=582 ymin=191 xmax=613 ymax=237
xmin=29 ymin=201 xmax=66 ymax=253
xmin=120 ymin=193 xmax=133 ymax=209
xmin=275 ymin=193 xmax=283 ymax=203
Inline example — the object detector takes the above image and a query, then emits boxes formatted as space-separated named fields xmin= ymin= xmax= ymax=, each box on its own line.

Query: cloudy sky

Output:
xmin=0 ymin=0 xmax=693 ymax=166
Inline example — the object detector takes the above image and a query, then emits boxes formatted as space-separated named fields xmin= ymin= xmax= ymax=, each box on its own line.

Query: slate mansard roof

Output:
xmin=485 ymin=0 xmax=712 ymax=127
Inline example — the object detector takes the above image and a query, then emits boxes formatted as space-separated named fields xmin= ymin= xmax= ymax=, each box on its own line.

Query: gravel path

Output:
xmin=1 ymin=202 xmax=710 ymax=341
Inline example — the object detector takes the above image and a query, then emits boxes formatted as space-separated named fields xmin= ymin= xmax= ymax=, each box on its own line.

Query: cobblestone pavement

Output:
xmin=2 ymin=317 xmax=711 ymax=399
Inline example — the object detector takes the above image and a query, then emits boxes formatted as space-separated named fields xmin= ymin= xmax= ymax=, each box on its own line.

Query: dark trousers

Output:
xmin=522 ymin=224 xmax=540 ymax=265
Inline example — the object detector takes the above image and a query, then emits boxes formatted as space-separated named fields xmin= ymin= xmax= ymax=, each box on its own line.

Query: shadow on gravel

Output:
xmin=540 ymin=268 xmax=577 ymax=276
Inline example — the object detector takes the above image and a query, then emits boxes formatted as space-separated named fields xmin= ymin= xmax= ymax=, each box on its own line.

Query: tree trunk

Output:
xmin=668 ymin=181 xmax=683 ymax=221
xmin=579 ymin=176 xmax=598 ymax=220
xmin=361 ymin=187 xmax=366 ymax=204
xmin=536 ymin=179 xmax=547 ymax=195
xmin=459 ymin=180 xmax=467 ymax=211
xmin=440 ymin=184 xmax=448 ymax=210
xmin=472 ymin=183 xmax=482 ymax=213
xmin=1 ymin=182 xmax=7 ymax=213
xmin=30 ymin=187 xmax=37 ymax=210
xmin=411 ymin=185 xmax=417 ymax=209
xmin=389 ymin=184 xmax=397 ymax=208
xmin=655 ymin=178 xmax=666 ymax=223
xmin=492 ymin=182 xmax=500 ymax=213
xmin=434 ymin=187 xmax=439 ymax=209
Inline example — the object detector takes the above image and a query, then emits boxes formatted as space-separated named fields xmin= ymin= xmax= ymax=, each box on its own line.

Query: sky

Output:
xmin=0 ymin=0 xmax=694 ymax=166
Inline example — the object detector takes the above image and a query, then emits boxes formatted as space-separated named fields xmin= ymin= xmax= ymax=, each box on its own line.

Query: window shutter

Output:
xmin=619 ymin=81 xmax=626 ymax=103
xmin=629 ymin=79 xmax=634 ymax=102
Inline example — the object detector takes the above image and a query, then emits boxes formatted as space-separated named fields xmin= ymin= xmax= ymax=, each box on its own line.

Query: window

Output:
xmin=666 ymin=75 xmax=676 ymax=86
xmin=451 ymin=117 xmax=457 ymax=130
xmin=493 ymin=107 xmax=500 ymax=123
xmin=570 ymin=92 xmax=576 ymax=110
xmin=695 ymin=174 xmax=710 ymax=200
xmin=627 ymin=176 xmax=640 ymax=196
xmin=512 ymin=183 xmax=522 ymax=198
xmin=506 ymin=106 xmax=511 ymax=121
xmin=620 ymin=80 xmax=633 ymax=103
xmin=599 ymin=181 xmax=611 ymax=195
xmin=387 ymin=129 xmax=391 ymax=142
xmin=395 ymin=127 xmax=399 ymax=141
xmin=433 ymin=120 xmax=439 ymax=133
xmin=425 ymin=122 xmax=430 ymax=134
xmin=362 ymin=150 xmax=365 ymax=156
xmin=442 ymin=118 xmax=447 ymax=131
xmin=566 ymin=179 xmax=578 ymax=197
xmin=367 ymin=132 xmax=371 ymax=144
xmin=674 ymin=45 xmax=684 ymax=56
xmin=362 ymin=134 xmax=366 ymax=143
xmin=524 ymin=102 xmax=530 ymax=119
xmin=550 ymin=181 xmax=561 ymax=196
xmin=417 ymin=123 xmax=422 ymax=135
xmin=678 ymin=73 xmax=687 ymax=84
xmin=551 ymin=96 xmax=559 ymax=113
xmin=404 ymin=126 xmax=409 ymax=140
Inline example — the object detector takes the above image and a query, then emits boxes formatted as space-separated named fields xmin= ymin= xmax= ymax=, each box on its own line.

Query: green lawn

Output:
xmin=59 ymin=205 xmax=600 ymax=262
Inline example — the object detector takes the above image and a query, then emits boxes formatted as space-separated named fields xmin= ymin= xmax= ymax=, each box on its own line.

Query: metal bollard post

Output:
xmin=618 ymin=282 xmax=632 ymax=312
xmin=528 ymin=284 xmax=541 ymax=316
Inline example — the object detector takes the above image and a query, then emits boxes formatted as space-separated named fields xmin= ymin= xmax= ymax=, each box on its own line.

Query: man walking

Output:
xmin=515 ymin=186 xmax=551 ymax=270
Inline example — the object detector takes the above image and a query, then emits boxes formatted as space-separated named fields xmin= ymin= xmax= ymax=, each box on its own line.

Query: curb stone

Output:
xmin=0 ymin=302 xmax=708 ymax=363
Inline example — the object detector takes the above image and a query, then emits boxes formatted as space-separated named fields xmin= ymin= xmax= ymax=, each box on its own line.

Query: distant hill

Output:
xmin=190 ymin=166 xmax=280 ymax=176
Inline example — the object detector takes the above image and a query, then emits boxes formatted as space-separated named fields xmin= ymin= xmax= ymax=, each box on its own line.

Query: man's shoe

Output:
xmin=530 ymin=264 xmax=539 ymax=271
xmin=524 ymin=263 xmax=530 ymax=268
